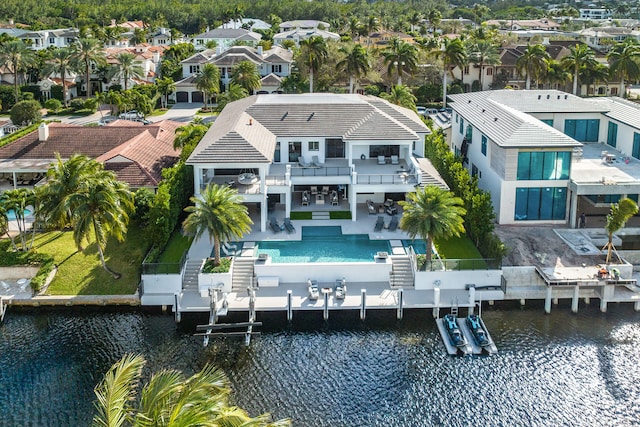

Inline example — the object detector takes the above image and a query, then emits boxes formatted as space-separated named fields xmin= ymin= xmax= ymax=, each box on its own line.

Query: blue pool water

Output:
xmin=257 ymin=226 xmax=390 ymax=263
xmin=7 ymin=208 xmax=31 ymax=220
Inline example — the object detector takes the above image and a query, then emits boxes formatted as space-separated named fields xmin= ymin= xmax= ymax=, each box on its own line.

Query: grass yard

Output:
xmin=32 ymin=226 xmax=151 ymax=295
xmin=157 ymin=229 xmax=193 ymax=264
xmin=435 ymin=235 xmax=483 ymax=259
xmin=148 ymin=106 xmax=173 ymax=117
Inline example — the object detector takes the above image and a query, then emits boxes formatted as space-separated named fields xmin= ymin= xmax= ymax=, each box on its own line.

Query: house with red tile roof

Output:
xmin=0 ymin=120 xmax=182 ymax=190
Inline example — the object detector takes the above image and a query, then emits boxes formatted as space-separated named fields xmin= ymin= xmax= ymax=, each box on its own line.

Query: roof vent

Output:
xmin=564 ymin=95 xmax=568 ymax=99
xmin=38 ymin=122 xmax=49 ymax=141
xmin=557 ymin=95 xmax=560 ymax=99
xmin=494 ymin=117 xmax=498 ymax=122
xmin=307 ymin=112 xmax=315 ymax=121
xmin=468 ymin=99 xmax=472 ymax=103
xmin=281 ymin=112 xmax=288 ymax=121
xmin=538 ymin=95 xmax=541 ymax=100
xmin=547 ymin=94 xmax=550 ymax=99
xmin=249 ymin=118 xmax=253 ymax=126
xmin=482 ymin=109 xmax=485 ymax=113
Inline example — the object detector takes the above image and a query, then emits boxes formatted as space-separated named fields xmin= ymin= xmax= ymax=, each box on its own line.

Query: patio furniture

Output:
xmin=301 ymin=191 xmax=310 ymax=206
xmin=308 ymin=279 xmax=319 ymax=300
xmin=366 ymin=200 xmax=376 ymax=215
xmin=335 ymin=279 xmax=346 ymax=300
xmin=298 ymin=156 xmax=311 ymax=168
xmin=377 ymin=155 xmax=386 ymax=165
xmin=386 ymin=205 xmax=398 ymax=216
xmin=312 ymin=155 xmax=324 ymax=168
xmin=388 ymin=215 xmax=399 ymax=232
xmin=315 ymin=193 xmax=325 ymax=205
xmin=384 ymin=199 xmax=394 ymax=208
xmin=391 ymin=155 xmax=399 ymax=165
xmin=238 ymin=172 xmax=258 ymax=185
xmin=310 ymin=186 xmax=318 ymax=195
xmin=322 ymin=186 xmax=329 ymax=195
xmin=330 ymin=190 xmax=339 ymax=206
xmin=269 ymin=218 xmax=282 ymax=233
xmin=374 ymin=216 xmax=385 ymax=232
xmin=284 ymin=217 xmax=295 ymax=233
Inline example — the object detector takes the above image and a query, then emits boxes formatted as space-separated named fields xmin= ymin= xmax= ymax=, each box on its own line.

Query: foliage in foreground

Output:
xmin=93 ymin=353 xmax=291 ymax=427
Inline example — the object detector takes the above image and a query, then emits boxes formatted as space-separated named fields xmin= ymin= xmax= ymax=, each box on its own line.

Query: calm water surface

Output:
xmin=0 ymin=303 xmax=639 ymax=426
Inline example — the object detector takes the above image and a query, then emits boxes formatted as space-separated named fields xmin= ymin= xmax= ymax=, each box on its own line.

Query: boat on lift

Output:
xmin=466 ymin=314 xmax=490 ymax=347
xmin=443 ymin=314 xmax=467 ymax=348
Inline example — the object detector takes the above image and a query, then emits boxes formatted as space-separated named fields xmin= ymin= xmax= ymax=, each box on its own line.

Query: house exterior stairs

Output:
xmin=232 ymin=257 xmax=255 ymax=292
xmin=182 ymin=259 xmax=203 ymax=291
xmin=389 ymin=255 xmax=414 ymax=288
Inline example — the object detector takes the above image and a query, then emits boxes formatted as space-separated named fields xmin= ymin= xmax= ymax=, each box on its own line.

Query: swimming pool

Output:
xmin=257 ymin=226 xmax=390 ymax=263
xmin=6 ymin=208 xmax=32 ymax=220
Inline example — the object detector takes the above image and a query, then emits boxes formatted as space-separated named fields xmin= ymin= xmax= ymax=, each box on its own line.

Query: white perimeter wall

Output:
xmin=254 ymin=261 xmax=392 ymax=284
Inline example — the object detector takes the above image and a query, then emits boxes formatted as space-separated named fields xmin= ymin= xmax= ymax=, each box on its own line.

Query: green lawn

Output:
xmin=157 ymin=230 xmax=193 ymax=263
xmin=148 ymin=106 xmax=173 ymax=117
xmin=435 ymin=235 xmax=483 ymax=259
xmin=31 ymin=226 xmax=151 ymax=295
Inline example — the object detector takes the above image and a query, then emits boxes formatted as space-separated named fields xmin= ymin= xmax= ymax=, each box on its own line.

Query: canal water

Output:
xmin=0 ymin=303 xmax=638 ymax=426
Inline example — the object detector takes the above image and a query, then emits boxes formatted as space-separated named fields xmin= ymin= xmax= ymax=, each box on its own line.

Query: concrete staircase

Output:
xmin=389 ymin=255 xmax=414 ymax=288
xmin=232 ymin=257 xmax=255 ymax=292
xmin=311 ymin=211 xmax=330 ymax=220
xmin=182 ymin=259 xmax=203 ymax=291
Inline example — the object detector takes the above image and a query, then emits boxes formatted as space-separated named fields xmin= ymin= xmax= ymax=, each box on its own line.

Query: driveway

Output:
xmin=149 ymin=102 xmax=204 ymax=123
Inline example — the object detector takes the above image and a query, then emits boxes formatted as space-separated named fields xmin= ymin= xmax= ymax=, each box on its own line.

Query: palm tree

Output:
xmin=436 ymin=38 xmax=467 ymax=107
xmin=71 ymin=38 xmax=106 ymax=98
xmin=545 ymin=59 xmax=572 ymax=91
xmin=43 ymin=47 xmax=73 ymax=107
xmin=467 ymin=40 xmax=501 ymax=91
xmin=155 ymin=76 xmax=175 ymax=109
xmin=382 ymin=37 xmax=418 ymax=86
xmin=366 ymin=15 xmax=380 ymax=35
xmin=561 ymin=44 xmax=597 ymax=95
xmin=581 ymin=62 xmax=609 ymax=96
xmin=0 ymin=188 xmax=35 ymax=251
xmin=398 ymin=186 xmax=466 ymax=264
xmin=516 ymin=44 xmax=551 ymax=90
xmin=182 ymin=184 xmax=253 ymax=266
xmin=174 ymin=123 xmax=208 ymax=150
xmin=380 ymin=85 xmax=417 ymax=110
xmin=604 ymin=198 xmax=639 ymax=264
xmin=607 ymin=39 xmax=640 ymax=97
xmin=298 ymin=36 xmax=327 ymax=93
xmin=230 ymin=60 xmax=261 ymax=93
xmin=426 ymin=9 xmax=442 ymax=34
xmin=193 ymin=63 xmax=220 ymax=111
xmin=409 ymin=12 xmax=423 ymax=33
xmin=113 ymin=52 xmax=144 ymax=91
xmin=337 ymin=44 xmax=371 ymax=93
xmin=93 ymin=353 xmax=290 ymax=427
xmin=0 ymin=40 xmax=36 ymax=103
xmin=67 ymin=168 xmax=134 ymax=278
xmin=215 ymin=83 xmax=249 ymax=112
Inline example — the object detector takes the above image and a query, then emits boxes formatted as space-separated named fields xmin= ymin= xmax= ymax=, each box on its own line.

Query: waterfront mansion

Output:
xmin=448 ymin=90 xmax=640 ymax=227
xmin=186 ymin=93 xmax=446 ymax=232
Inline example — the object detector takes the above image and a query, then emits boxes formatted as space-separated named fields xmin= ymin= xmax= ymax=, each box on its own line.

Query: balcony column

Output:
xmin=351 ymin=172 xmax=357 ymax=221
xmin=193 ymin=166 xmax=202 ymax=196
xmin=260 ymin=194 xmax=267 ymax=233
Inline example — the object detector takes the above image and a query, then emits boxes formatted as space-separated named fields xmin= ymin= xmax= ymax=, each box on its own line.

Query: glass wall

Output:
xmin=514 ymin=187 xmax=567 ymax=221
xmin=633 ymin=133 xmax=640 ymax=160
xmin=517 ymin=151 xmax=571 ymax=180
xmin=607 ymin=122 xmax=618 ymax=147
xmin=564 ymin=119 xmax=600 ymax=142
xmin=541 ymin=119 xmax=553 ymax=127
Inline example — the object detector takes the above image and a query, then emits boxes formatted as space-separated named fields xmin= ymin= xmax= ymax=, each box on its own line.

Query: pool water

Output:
xmin=6 ymin=208 xmax=31 ymax=220
xmin=257 ymin=226 xmax=390 ymax=263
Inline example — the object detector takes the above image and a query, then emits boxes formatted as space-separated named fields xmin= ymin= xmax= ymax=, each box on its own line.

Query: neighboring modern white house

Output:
xmin=18 ymin=28 xmax=79 ymax=50
xmin=186 ymin=94 xmax=445 ymax=232
xmin=578 ymin=26 xmax=640 ymax=51
xmin=192 ymin=28 xmax=261 ymax=51
xmin=273 ymin=20 xmax=340 ymax=46
xmin=448 ymin=90 xmax=640 ymax=227
xmin=218 ymin=18 xmax=271 ymax=31
xmin=579 ymin=8 xmax=613 ymax=20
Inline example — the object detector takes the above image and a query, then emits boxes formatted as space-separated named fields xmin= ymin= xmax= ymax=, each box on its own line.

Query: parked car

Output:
xmin=118 ymin=110 xmax=143 ymax=120
xmin=98 ymin=117 xmax=115 ymax=126
xmin=416 ymin=106 xmax=427 ymax=116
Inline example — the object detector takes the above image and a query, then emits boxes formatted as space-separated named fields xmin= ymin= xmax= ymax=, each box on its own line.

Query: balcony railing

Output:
xmin=290 ymin=166 xmax=351 ymax=177
xmin=355 ymin=173 xmax=418 ymax=185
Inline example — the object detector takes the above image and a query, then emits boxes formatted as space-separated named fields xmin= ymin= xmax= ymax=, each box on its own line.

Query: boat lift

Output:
xmin=436 ymin=304 xmax=498 ymax=355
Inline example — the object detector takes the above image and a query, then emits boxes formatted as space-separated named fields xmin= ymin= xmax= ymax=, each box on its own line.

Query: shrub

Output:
xmin=10 ymin=100 xmax=42 ymax=126
xmin=202 ymin=257 xmax=231 ymax=273
xmin=69 ymin=99 xmax=85 ymax=110
xmin=44 ymin=98 xmax=62 ymax=112
xmin=133 ymin=188 xmax=154 ymax=224
xmin=0 ymin=86 xmax=15 ymax=111
xmin=84 ymin=98 xmax=98 ymax=112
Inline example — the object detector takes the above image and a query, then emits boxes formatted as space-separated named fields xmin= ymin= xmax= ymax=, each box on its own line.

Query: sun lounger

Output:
xmin=335 ymin=278 xmax=346 ymax=300
xmin=377 ymin=155 xmax=386 ymax=165
xmin=331 ymin=191 xmax=339 ymax=206
xmin=312 ymin=155 xmax=324 ymax=168
xmin=391 ymin=155 xmax=399 ymax=165
xmin=310 ymin=186 xmax=318 ymax=195
xmin=308 ymin=279 xmax=319 ymax=300
xmin=322 ymin=186 xmax=329 ymax=195
xmin=298 ymin=156 xmax=311 ymax=168
xmin=284 ymin=218 xmax=295 ymax=233
xmin=374 ymin=216 xmax=385 ymax=232
xmin=269 ymin=218 xmax=282 ymax=233
xmin=388 ymin=215 xmax=399 ymax=232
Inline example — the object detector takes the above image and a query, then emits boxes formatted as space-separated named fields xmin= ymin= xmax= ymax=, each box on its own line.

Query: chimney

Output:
xmin=38 ymin=123 xmax=49 ymax=141
xmin=249 ymin=118 xmax=253 ymax=126
xmin=257 ymin=45 xmax=263 ymax=55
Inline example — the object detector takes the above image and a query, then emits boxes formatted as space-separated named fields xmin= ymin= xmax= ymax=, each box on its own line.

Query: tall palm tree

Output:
xmin=230 ymin=60 xmax=261 ymax=93
xmin=382 ymin=37 xmax=418 ymax=86
xmin=113 ymin=52 xmax=144 ymax=91
xmin=467 ymin=40 xmax=501 ymax=91
xmin=0 ymin=202 xmax=19 ymax=252
xmin=0 ymin=40 xmax=36 ymax=103
xmin=561 ymin=44 xmax=597 ymax=95
xmin=380 ymin=85 xmax=417 ymax=110
xmin=435 ymin=38 xmax=467 ymax=107
xmin=215 ymin=83 xmax=248 ymax=112
xmin=182 ymin=184 xmax=253 ymax=266
xmin=43 ymin=47 xmax=73 ymax=107
xmin=193 ymin=63 xmax=220 ymax=110
xmin=174 ymin=123 xmax=208 ymax=150
xmin=604 ymin=198 xmax=638 ymax=263
xmin=298 ymin=36 xmax=328 ymax=93
xmin=337 ymin=44 xmax=371 ymax=93
xmin=93 ymin=353 xmax=290 ymax=427
xmin=155 ymin=76 xmax=175 ymax=109
xmin=545 ymin=59 xmax=572 ymax=91
xmin=67 ymin=168 xmax=133 ymax=278
xmin=581 ymin=62 xmax=609 ymax=95
xmin=426 ymin=9 xmax=442 ymax=34
xmin=366 ymin=15 xmax=380 ymax=35
xmin=607 ymin=39 xmax=640 ymax=97
xmin=71 ymin=38 xmax=106 ymax=97
xmin=0 ymin=188 xmax=35 ymax=251
xmin=516 ymin=44 xmax=551 ymax=90
xmin=398 ymin=186 xmax=466 ymax=263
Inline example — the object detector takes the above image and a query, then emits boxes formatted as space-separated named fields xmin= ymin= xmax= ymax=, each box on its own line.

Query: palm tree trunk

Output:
xmin=479 ymin=63 xmax=484 ymax=91
xmin=86 ymin=63 xmax=92 ymax=98
xmin=525 ymin=74 xmax=531 ymax=90
xmin=13 ymin=69 xmax=19 ymax=104
xmin=4 ymin=229 xmax=19 ymax=252
xmin=426 ymin=236 xmax=434 ymax=263
xmin=619 ymin=79 xmax=625 ymax=98
xmin=97 ymin=242 xmax=121 ymax=278
xmin=573 ymin=65 xmax=579 ymax=95
xmin=442 ymin=69 xmax=448 ymax=108
xmin=606 ymin=234 xmax=613 ymax=264
xmin=349 ymin=75 xmax=354 ymax=94
xmin=213 ymin=235 xmax=221 ymax=265
xmin=309 ymin=69 xmax=314 ymax=93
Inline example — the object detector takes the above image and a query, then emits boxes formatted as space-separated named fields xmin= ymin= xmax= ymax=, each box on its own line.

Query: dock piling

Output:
xmin=468 ymin=286 xmax=475 ymax=315
xmin=174 ymin=292 xmax=181 ymax=323
xmin=635 ymin=301 xmax=640 ymax=311
xmin=433 ymin=286 xmax=440 ymax=319
xmin=396 ymin=288 xmax=404 ymax=320
xmin=544 ymin=287 xmax=552 ymax=314
xmin=323 ymin=290 xmax=329 ymax=321
xmin=360 ymin=289 xmax=366 ymax=320
xmin=286 ymin=290 xmax=293 ymax=321
xmin=571 ymin=286 xmax=580 ymax=313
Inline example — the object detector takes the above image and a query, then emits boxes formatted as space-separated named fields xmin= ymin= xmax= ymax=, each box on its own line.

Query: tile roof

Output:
xmin=590 ymin=97 xmax=640 ymax=131
xmin=195 ymin=28 xmax=259 ymax=39
xmin=260 ymin=73 xmax=282 ymax=85
xmin=188 ymin=94 xmax=430 ymax=164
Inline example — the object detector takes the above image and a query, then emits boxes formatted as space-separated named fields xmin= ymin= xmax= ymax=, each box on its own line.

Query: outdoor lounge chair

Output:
xmin=298 ymin=156 xmax=311 ymax=168
xmin=335 ymin=279 xmax=347 ymax=300
xmin=391 ymin=155 xmax=399 ymax=165
xmin=388 ymin=215 xmax=399 ymax=232
xmin=366 ymin=200 xmax=376 ymax=215
xmin=310 ymin=186 xmax=318 ymax=195
xmin=308 ymin=279 xmax=319 ymax=300
xmin=377 ymin=155 xmax=386 ymax=165
xmin=374 ymin=216 xmax=385 ymax=232
xmin=284 ymin=217 xmax=295 ymax=233
xmin=322 ymin=186 xmax=329 ymax=195
xmin=270 ymin=218 xmax=282 ymax=233
xmin=312 ymin=155 xmax=324 ymax=168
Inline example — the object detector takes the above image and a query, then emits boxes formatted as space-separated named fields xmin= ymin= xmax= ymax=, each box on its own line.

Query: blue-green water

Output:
xmin=1 ymin=304 xmax=639 ymax=426
xmin=256 ymin=226 xmax=391 ymax=263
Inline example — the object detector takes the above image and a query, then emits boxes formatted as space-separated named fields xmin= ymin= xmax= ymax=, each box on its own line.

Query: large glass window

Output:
xmin=460 ymin=118 xmax=464 ymax=134
xmin=326 ymin=138 xmax=344 ymax=158
xmin=517 ymin=151 xmax=571 ymax=180
xmin=541 ymin=119 xmax=553 ymax=127
xmin=369 ymin=145 xmax=399 ymax=157
xmin=288 ymin=141 xmax=301 ymax=162
xmin=633 ymin=133 xmax=640 ymax=160
xmin=564 ymin=119 xmax=600 ymax=142
xmin=274 ymin=141 xmax=281 ymax=162
xmin=607 ymin=122 xmax=618 ymax=147
xmin=481 ymin=135 xmax=487 ymax=156
xmin=514 ymin=187 xmax=567 ymax=221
